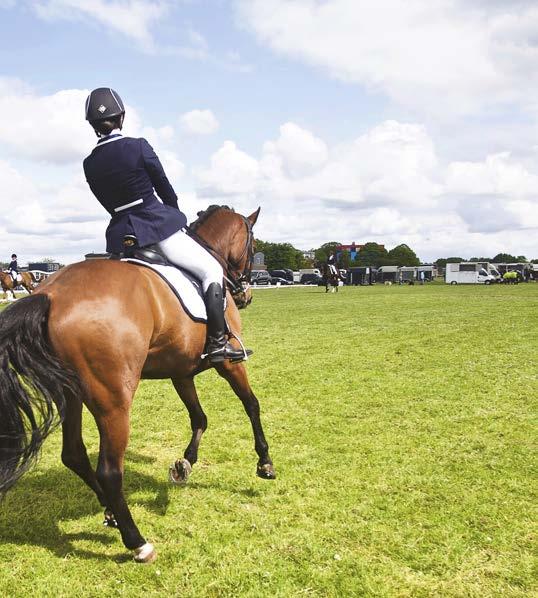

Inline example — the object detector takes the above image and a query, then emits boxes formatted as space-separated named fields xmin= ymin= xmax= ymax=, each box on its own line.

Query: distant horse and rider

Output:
xmin=0 ymin=254 xmax=36 ymax=300
xmin=323 ymin=253 xmax=343 ymax=293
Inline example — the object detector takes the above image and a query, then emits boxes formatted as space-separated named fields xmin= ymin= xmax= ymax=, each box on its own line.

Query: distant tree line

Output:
xmin=434 ymin=253 xmax=537 ymax=268
xmin=255 ymin=239 xmax=538 ymax=272
xmin=314 ymin=242 xmax=420 ymax=268
xmin=255 ymin=240 xmax=421 ymax=269
xmin=255 ymin=240 xmax=305 ymax=271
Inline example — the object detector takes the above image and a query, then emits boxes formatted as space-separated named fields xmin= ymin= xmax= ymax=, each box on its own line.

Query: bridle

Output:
xmin=187 ymin=214 xmax=254 ymax=306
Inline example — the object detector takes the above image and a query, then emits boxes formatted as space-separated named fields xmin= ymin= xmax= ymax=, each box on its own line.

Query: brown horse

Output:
xmin=0 ymin=270 xmax=36 ymax=300
xmin=0 ymin=205 xmax=274 ymax=564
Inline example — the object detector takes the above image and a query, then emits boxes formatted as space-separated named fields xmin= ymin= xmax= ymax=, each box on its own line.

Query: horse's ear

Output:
xmin=248 ymin=207 xmax=261 ymax=226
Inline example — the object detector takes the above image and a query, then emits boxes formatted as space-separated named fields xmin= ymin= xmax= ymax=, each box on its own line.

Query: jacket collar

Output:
xmin=96 ymin=132 xmax=123 ymax=146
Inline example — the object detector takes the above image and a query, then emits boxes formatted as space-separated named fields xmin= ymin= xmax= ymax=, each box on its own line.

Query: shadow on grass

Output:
xmin=186 ymin=480 xmax=262 ymax=498
xmin=0 ymin=450 xmax=169 ymax=562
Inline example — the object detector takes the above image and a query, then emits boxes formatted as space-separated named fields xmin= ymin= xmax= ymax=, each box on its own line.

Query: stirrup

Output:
xmin=203 ymin=342 xmax=252 ymax=363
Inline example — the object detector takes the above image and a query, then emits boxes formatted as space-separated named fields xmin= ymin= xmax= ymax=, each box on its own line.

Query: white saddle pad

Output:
xmin=122 ymin=259 xmax=207 ymax=322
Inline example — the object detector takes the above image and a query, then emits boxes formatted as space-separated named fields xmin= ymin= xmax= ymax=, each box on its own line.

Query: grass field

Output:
xmin=0 ymin=283 xmax=536 ymax=597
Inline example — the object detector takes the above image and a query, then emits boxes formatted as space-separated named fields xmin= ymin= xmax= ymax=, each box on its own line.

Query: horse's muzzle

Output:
xmin=232 ymin=284 xmax=252 ymax=309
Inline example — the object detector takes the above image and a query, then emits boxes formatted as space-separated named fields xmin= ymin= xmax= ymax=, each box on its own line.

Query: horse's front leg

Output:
xmin=169 ymin=376 xmax=207 ymax=484
xmin=216 ymin=362 xmax=275 ymax=479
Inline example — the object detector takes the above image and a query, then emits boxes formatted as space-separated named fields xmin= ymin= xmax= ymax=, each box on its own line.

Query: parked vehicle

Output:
xmin=300 ymin=273 xmax=323 ymax=285
xmin=299 ymin=268 xmax=322 ymax=277
xmin=399 ymin=266 xmax=417 ymax=283
xmin=346 ymin=266 xmax=376 ymax=285
xmin=495 ymin=263 xmax=532 ymax=282
xmin=270 ymin=276 xmax=294 ymax=285
xmin=445 ymin=263 xmax=496 ymax=284
xmin=250 ymin=271 xmax=271 ymax=285
xmin=417 ymin=265 xmax=436 ymax=281
xmin=269 ymin=269 xmax=294 ymax=282
xmin=376 ymin=266 xmax=399 ymax=283
xmin=476 ymin=262 xmax=501 ymax=280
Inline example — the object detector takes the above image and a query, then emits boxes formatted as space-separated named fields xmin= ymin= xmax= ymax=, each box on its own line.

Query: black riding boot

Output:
xmin=204 ymin=282 xmax=251 ymax=363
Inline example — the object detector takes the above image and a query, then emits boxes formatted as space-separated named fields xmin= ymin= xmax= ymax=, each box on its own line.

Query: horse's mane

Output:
xmin=189 ymin=205 xmax=235 ymax=232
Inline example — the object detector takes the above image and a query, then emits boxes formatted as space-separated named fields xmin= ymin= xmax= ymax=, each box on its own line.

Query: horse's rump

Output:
xmin=38 ymin=260 xmax=223 ymax=381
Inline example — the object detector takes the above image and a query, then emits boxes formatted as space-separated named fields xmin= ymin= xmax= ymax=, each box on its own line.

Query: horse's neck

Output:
xmin=199 ymin=220 xmax=234 ymax=263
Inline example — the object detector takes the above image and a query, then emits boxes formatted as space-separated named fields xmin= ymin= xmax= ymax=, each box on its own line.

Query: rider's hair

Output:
xmin=11 ymin=254 xmax=16 ymax=258
xmin=90 ymin=115 xmax=123 ymax=137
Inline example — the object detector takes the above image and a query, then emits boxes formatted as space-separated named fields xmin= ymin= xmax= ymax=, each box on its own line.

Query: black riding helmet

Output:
xmin=85 ymin=87 xmax=125 ymax=122
xmin=11 ymin=254 xmax=17 ymax=259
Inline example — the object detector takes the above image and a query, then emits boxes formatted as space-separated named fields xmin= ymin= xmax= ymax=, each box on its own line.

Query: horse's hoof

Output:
xmin=103 ymin=508 xmax=118 ymax=528
xmin=169 ymin=458 xmax=192 ymax=484
xmin=257 ymin=463 xmax=276 ymax=480
xmin=133 ymin=542 xmax=157 ymax=564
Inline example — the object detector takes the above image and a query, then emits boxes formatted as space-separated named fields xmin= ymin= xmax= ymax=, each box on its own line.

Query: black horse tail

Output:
xmin=0 ymin=294 xmax=84 ymax=495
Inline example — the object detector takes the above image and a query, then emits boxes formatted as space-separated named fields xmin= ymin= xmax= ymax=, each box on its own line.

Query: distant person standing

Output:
xmin=8 ymin=254 xmax=19 ymax=282
xmin=419 ymin=270 xmax=425 ymax=285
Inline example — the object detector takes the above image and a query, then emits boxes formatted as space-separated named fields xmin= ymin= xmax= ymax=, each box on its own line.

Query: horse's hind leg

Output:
xmin=61 ymin=395 xmax=108 ymax=512
xmin=216 ymin=363 xmax=275 ymax=479
xmin=169 ymin=376 xmax=207 ymax=484
xmin=93 ymin=401 xmax=155 ymax=563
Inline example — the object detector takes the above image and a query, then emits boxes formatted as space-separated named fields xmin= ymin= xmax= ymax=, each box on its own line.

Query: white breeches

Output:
xmin=157 ymin=229 xmax=223 ymax=293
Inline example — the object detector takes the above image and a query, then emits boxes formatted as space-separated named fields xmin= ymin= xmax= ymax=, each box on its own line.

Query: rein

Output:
xmin=186 ymin=214 xmax=254 ymax=300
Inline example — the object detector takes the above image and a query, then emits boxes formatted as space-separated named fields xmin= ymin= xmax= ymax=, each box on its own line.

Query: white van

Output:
xmin=446 ymin=263 xmax=496 ymax=284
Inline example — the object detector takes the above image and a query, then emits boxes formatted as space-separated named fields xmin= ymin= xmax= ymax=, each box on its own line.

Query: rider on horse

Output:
xmin=83 ymin=88 xmax=249 ymax=364
xmin=8 ymin=254 xmax=19 ymax=283
xmin=327 ymin=253 xmax=338 ymax=277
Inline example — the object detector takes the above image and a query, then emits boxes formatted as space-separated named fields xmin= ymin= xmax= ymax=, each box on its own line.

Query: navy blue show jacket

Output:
xmin=83 ymin=134 xmax=187 ymax=253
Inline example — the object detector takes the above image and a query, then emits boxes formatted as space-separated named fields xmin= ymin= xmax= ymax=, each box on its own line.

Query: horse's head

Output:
xmin=190 ymin=205 xmax=260 ymax=309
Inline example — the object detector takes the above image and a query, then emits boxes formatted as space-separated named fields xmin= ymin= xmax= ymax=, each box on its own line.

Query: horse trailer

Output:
xmin=398 ymin=266 xmax=416 ymax=283
xmin=346 ymin=266 xmax=376 ymax=285
xmin=417 ymin=265 xmax=435 ymax=280
xmin=376 ymin=266 xmax=399 ymax=283
xmin=494 ymin=263 xmax=532 ymax=282
xmin=445 ymin=263 xmax=496 ymax=284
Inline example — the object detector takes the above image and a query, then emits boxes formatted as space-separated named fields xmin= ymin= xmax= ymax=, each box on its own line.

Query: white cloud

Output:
xmin=180 ymin=109 xmax=220 ymax=135
xmin=198 ymin=120 xmax=441 ymax=208
xmin=193 ymin=120 xmax=538 ymax=259
xmin=446 ymin=152 xmax=538 ymax=198
xmin=263 ymin=122 xmax=328 ymax=178
xmin=235 ymin=0 xmax=538 ymax=117
xmin=196 ymin=140 xmax=260 ymax=194
xmin=0 ymin=79 xmax=94 ymax=164
xmin=158 ymin=150 xmax=185 ymax=184
xmin=31 ymin=0 xmax=170 ymax=51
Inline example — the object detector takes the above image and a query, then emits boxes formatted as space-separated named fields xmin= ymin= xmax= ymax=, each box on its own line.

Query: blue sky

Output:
xmin=0 ymin=0 xmax=537 ymax=264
